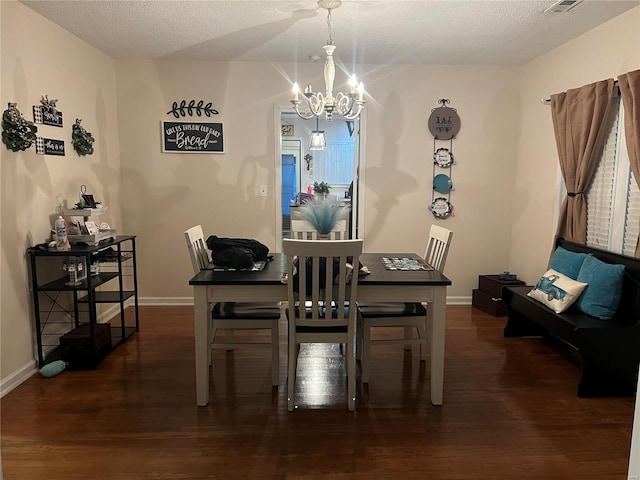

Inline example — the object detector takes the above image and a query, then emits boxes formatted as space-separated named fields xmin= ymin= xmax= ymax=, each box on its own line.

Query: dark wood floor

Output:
xmin=1 ymin=306 xmax=635 ymax=479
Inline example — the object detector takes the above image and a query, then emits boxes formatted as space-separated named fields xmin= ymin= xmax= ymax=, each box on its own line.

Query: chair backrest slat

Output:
xmin=424 ymin=224 xmax=453 ymax=273
xmin=290 ymin=219 xmax=348 ymax=240
xmin=184 ymin=225 xmax=210 ymax=274
xmin=283 ymin=239 xmax=363 ymax=328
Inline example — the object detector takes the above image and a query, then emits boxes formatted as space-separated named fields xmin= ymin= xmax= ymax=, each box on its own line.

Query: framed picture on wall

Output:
xmin=281 ymin=124 xmax=294 ymax=136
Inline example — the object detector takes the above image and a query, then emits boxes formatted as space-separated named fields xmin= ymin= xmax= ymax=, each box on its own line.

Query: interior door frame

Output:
xmin=273 ymin=105 xmax=367 ymax=252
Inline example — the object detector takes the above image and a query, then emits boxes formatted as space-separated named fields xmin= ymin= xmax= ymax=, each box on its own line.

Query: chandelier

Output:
xmin=291 ymin=0 xmax=365 ymax=122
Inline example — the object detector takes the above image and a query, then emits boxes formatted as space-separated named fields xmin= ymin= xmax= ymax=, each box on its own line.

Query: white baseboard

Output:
xmin=0 ymin=359 xmax=37 ymax=399
xmin=138 ymin=297 xmax=194 ymax=306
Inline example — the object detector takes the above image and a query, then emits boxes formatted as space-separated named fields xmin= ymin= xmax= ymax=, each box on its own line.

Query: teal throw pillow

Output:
xmin=549 ymin=246 xmax=588 ymax=280
xmin=575 ymin=255 xmax=625 ymax=320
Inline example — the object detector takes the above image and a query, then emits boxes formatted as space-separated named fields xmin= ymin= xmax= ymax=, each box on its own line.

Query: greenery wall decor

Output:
xmin=71 ymin=118 xmax=95 ymax=156
xmin=2 ymin=103 xmax=38 ymax=152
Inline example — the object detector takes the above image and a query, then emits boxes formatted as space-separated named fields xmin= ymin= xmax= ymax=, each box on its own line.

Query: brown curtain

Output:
xmin=551 ymin=79 xmax=615 ymax=244
xmin=618 ymin=69 xmax=640 ymax=257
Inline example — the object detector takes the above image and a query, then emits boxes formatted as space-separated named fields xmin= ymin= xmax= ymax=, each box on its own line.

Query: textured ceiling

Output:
xmin=20 ymin=0 xmax=639 ymax=66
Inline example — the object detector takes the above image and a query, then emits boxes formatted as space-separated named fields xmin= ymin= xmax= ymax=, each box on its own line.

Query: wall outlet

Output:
xmin=260 ymin=185 xmax=267 ymax=197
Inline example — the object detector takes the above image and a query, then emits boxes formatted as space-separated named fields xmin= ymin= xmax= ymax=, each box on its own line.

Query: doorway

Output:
xmin=275 ymin=109 xmax=364 ymax=247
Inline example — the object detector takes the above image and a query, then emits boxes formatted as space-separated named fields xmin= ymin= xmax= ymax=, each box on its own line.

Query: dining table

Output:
xmin=189 ymin=252 xmax=452 ymax=407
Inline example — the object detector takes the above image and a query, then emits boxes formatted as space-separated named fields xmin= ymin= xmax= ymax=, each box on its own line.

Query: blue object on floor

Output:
xmin=39 ymin=360 xmax=67 ymax=378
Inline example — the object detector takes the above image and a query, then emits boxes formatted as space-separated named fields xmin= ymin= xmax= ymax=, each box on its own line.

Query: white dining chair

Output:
xmin=184 ymin=225 xmax=280 ymax=386
xmin=357 ymin=224 xmax=453 ymax=383
xmin=283 ymin=238 xmax=363 ymax=411
xmin=289 ymin=218 xmax=348 ymax=240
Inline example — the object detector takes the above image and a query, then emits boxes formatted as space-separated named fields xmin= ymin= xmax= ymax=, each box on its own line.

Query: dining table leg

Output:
xmin=194 ymin=285 xmax=210 ymax=406
xmin=428 ymin=285 xmax=447 ymax=405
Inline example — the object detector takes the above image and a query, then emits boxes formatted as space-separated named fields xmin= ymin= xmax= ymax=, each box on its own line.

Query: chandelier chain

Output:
xmin=327 ymin=9 xmax=333 ymax=46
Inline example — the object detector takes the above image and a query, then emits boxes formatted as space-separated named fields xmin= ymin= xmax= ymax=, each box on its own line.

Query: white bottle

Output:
xmin=55 ymin=216 xmax=68 ymax=251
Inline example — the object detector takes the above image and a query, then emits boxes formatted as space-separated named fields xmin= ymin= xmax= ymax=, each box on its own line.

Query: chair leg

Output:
xmin=418 ymin=322 xmax=428 ymax=361
xmin=404 ymin=326 xmax=413 ymax=350
xmin=271 ymin=322 xmax=279 ymax=387
xmin=287 ymin=338 xmax=296 ymax=412
xmin=347 ymin=340 xmax=355 ymax=411
xmin=208 ymin=323 xmax=216 ymax=366
xmin=226 ymin=330 xmax=235 ymax=351
xmin=356 ymin=316 xmax=363 ymax=361
xmin=362 ymin=320 xmax=371 ymax=383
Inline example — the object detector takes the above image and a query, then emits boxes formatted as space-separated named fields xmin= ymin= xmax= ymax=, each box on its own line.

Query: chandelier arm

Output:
xmin=341 ymin=104 xmax=364 ymax=121
xmin=291 ymin=101 xmax=318 ymax=120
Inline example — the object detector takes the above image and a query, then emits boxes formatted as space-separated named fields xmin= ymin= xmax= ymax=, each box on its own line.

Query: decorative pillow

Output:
xmin=574 ymin=255 xmax=625 ymax=320
xmin=527 ymin=269 xmax=588 ymax=314
xmin=549 ymin=246 xmax=588 ymax=280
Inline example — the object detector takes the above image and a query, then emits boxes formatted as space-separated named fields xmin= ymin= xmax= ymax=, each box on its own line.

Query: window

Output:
xmin=584 ymin=94 xmax=638 ymax=256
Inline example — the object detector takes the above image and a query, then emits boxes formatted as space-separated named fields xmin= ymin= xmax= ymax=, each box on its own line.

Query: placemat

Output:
xmin=379 ymin=257 xmax=432 ymax=271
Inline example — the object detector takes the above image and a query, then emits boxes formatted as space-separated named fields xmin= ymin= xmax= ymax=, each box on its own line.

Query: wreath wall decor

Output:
xmin=2 ymin=103 xmax=38 ymax=152
xmin=166 ymin=100 xmax=219 ymax=118
xmin=71 ymin=118 xmax=95 ymax=156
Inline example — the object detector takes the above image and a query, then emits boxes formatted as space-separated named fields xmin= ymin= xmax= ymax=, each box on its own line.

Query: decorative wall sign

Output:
xmin=281 ymin=124 xmax=294 ymax=136
xmin=2 ymin=103 xmax=38 ymax=152
xmin=166 ymin=100 xmax=218 ymax=118
xmin=33 ymin=95 xmax=63 ymax=127
xmin=428 ymin=98 xmax=460 ymax=219
xmin=161 ymin=121 xmax=224 ymax=153
xmin=428 ymin=98 xmax=460 ymax=140
xmin=36 ymin=137 xmax=65 ymax=156
xmin=429 ymin=197 xmax=454 ymax=219
xmin=433 ymin=147 xmax=454 ymax=168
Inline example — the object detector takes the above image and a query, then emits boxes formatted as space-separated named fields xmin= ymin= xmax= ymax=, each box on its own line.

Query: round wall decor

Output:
xmin=433 ymin=174 xmax=453 ymax=194
xmin=428 ymin=99 xmax=461 ymax=140
xmin=433 ymin=147 xmax=454 ymax=168
xmin=429 ymin=197 xmax=454 ymax=219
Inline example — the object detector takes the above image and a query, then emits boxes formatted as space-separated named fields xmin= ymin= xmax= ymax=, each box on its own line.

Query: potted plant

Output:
xmin=313 ymin=181 xmax=331 ymax=197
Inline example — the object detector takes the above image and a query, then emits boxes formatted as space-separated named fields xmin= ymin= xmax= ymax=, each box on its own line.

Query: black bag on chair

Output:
xmin=206 ymin=236 xmax=269 ymax=269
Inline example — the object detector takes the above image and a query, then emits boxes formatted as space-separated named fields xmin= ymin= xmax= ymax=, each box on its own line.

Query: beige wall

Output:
xmin=509 ymin=6 xmax=640 ymax=284
xmin=1 ymin=0 xmax=639 ymax=391
xmin=116 ymin=60 xmax=520 ymax=302
xmin=1 ymin=1 xmax=121 ymax=384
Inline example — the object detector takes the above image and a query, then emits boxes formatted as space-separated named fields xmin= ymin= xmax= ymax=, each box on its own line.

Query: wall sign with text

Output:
xmin=161 ymin=121 xmax=224 ymax=153
xmin=33 ymin=95 xmax=63 ymax=127
xmin=36 ymin=137 xmax=65 ymax=156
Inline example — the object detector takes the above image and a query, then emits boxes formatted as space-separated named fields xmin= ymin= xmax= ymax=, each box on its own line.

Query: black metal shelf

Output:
xmin=28 ymin=236 xmax=139 ymax=368
xmin=77 ymin=291 xmax=136 ymax=303
xmin=37 ymin=272 xmax=119 ymax=291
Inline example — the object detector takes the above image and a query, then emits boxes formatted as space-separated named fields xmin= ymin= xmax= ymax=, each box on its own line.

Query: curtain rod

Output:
xmin=540 ymin=79 xmax=619 ymax=105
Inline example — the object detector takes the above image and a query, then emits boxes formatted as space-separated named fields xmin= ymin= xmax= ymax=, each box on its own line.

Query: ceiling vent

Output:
xmin=544 ymin=0 xmax=584 ymax=13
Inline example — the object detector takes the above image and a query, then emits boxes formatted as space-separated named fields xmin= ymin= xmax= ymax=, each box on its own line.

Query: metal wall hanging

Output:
xmin=33 ymin=95 xmax=63 ymax=127
xmin=166 ymin=100 xmax=219 ymax=118
xmin=2 ymin=103 xmax=38 ymax=152
xmin=428 ymin=99 xmax=460 ymax=219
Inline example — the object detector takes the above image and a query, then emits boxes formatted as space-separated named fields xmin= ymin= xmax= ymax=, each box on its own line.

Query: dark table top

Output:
xmin=189 ymin=252 xmax=451 ymax=287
